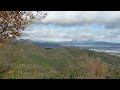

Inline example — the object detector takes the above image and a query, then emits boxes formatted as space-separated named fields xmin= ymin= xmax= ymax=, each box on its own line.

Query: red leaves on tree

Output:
xmin=0 ymin=11 xmax=47 ymax=47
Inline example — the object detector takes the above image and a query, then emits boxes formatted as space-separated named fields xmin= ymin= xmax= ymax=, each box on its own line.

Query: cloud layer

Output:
xmin=41 ymin=11 xmax=120 ymax=29
xmin=22 ymin=11 xmax=120 ymax=43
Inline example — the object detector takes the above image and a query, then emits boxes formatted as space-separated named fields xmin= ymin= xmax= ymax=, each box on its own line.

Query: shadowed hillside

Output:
xmin=0 ymin=42 xmax=120 ymax=79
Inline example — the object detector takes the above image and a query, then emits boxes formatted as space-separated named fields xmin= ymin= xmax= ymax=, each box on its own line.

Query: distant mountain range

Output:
xmin=59 ymin=40 xmax=120 ymax=46
xmin=15 ymin=39 xmax=62 ymax=48
xmin=16 ymin=39 xmax=120 ymax=48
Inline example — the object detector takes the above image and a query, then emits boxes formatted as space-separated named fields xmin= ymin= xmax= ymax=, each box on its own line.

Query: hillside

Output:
xmin=0 ymin=42 xmax=120 ymax=79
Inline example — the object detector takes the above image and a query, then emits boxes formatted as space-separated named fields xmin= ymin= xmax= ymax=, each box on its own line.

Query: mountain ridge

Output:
xmin=15 ymin=39 xmax=120 ymax=48
xmin=0 ymin=41 xmax=120 ymax=79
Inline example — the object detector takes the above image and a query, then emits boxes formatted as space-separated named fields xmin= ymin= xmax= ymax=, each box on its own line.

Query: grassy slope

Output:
xmin=0 ymin=42 xmax=120 ymax=79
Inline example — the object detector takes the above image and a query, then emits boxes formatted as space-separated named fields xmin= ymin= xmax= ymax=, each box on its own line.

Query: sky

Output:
xmin=21 ymin=11 xmax=120 ymax=43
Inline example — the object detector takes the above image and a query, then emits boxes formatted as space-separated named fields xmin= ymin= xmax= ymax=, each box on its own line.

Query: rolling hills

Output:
xmin=0 ymin=42 xmax=120 ymax=79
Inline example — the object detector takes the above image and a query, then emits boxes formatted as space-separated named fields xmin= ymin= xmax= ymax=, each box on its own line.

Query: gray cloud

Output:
xmin=21 ymin=23 xmax=120 ymax=42
xmin=21 ymin=11 xmax=120 ymax=42
xmin=39 ymin=11 xmax=120 ymax=29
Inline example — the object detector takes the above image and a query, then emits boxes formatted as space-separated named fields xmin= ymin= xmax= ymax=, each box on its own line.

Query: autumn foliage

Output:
xmin=0 ymin=11 xmax=47 ymax=47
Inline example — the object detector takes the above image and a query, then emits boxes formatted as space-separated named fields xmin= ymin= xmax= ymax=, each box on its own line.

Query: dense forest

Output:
xmin=0 ymin=42 xmax=120 ymax=79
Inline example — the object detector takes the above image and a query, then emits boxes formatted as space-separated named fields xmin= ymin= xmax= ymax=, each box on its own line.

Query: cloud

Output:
xmin=21 ymin=23 xmax=120 ymax=42
xmin=21 ymin=11 xmax=120 ymax=43
xmin=40 ymin=11 xmax=120 ymax=29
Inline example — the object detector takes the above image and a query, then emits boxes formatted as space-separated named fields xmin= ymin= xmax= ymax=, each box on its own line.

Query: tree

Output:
xmin=0 ymin=11 xmax=47 ymax=47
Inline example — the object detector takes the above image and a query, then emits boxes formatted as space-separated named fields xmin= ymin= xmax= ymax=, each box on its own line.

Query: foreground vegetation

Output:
xmin=0 ymin=42 xmax=120 ymax=79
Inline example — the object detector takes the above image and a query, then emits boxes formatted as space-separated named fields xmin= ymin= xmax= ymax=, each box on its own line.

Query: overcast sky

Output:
xmin=22 ymin=11 xmax=120 ymax=43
